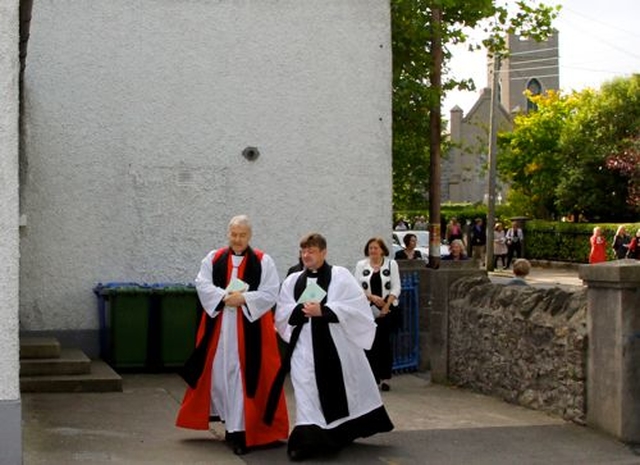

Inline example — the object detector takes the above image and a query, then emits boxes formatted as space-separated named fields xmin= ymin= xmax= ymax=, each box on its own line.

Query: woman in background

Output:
xmin=446 ymin=217 xmax=463 ymax=245
xmin=354 ymin=237 xmax=401 ymax=392
xmin=442 ymin=239 xmax=468 ymax=261
xmin=589 ymin=226 xmax=607 ymax=264
xmin=612 ymin=225 xmax=631 ymax=259
xmin=626 ymin=229 xmax=640 ymax=260
xmin=493 ymin=223 xmax=508 ymax=269
xmin=394 ymin=233 xmax=422 ymax=260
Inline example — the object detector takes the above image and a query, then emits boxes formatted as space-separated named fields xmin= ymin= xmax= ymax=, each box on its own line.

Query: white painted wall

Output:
xmin=0 ymin=0 xmax=20 ymax=401
xmin=21 ymin=0 xmax=392 ymax=331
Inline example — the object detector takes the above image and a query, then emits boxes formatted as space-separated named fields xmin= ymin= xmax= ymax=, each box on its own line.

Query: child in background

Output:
xmin=506 ymin=258 xmax=531 ymax=286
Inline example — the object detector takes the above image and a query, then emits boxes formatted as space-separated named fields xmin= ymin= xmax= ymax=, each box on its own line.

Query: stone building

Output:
xmin=443 ymin=32 xmax=560 ymax=204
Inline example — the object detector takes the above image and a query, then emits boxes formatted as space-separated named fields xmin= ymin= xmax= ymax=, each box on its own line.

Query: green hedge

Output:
xmin=395 ymin=203 xmax=516 ymax=239
xmin=522 ymin=220 xmax=640 ymax=263
xmin=394 ymin=205 xmax=639 ymax=263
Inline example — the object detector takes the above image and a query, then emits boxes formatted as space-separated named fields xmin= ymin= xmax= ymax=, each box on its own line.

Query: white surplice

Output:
xmin=275 ymin=265 xmax=383 ymax=429
xmin=194 ymin=249 xmax=280 ymax=433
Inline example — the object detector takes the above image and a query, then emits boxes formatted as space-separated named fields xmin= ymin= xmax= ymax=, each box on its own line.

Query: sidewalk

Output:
xmin=489 ymin=264 xmax=583 ymax=289
xmin=22 ymin=372 xmax=640 ymax=464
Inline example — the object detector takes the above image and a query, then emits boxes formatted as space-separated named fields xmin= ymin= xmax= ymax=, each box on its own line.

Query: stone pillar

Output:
xmin=579 ymin=260 xmax=640 ymax=443
xmin=424 ymin=262 xmax=485 ymax=383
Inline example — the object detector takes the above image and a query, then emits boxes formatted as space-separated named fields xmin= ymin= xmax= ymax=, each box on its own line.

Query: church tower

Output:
xmin=492 ymin=32 xmax=560 ymax=113
xmin=443 ymin=32 xmax=560 ymax=204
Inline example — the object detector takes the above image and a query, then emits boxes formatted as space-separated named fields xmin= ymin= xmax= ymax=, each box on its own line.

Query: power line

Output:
xmin=559 ymin=9 xmax=640 ymax=62
xmin=501 ymin=65 xmax=558 ymax=75
xmin=562 ymin=5 xmax=640 ymax=42
xmin=509 ymin=73 xmax=559 ymax=81
xmin=561 ymin=64 xmax=637 ymax=76
xmin=506 ymin=46 xmax=559 ymax=56
xmin=507 ymin=56 xmax=559 ymax=66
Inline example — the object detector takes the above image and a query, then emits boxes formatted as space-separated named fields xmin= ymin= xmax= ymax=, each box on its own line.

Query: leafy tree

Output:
xmin=498 ymin=90 xmax=577 ymax=219
xmin=606 ymin=136 xmax=640 ymax=209
xmin=566 ymin=75 xmax=640 ymax=217
xmin=498 ymin=75 xmax=640 ymax=221
xmin=391 ymin=0 xmax=559 ymax=211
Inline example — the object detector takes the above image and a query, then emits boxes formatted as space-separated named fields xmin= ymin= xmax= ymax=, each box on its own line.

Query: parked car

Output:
xmin=392 ymin=230 xmax=450 ymax=260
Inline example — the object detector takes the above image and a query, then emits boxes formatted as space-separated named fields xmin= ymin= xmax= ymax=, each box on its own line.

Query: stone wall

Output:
xmin=447 ymin=275 xmax=587 ymax=424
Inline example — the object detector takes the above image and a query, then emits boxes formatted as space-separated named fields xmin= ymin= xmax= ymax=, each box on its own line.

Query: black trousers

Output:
xmin=365 ymin=316 xmax=393 ymax=383
xmin=506 ymin=242 xmax=522 ymax=268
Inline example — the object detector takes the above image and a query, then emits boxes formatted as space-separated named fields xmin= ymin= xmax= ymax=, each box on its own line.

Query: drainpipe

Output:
xmin=19 ymin=0 xmax=33 ymax=99
xmin=19 ymin=0 xmax=33 ymax=211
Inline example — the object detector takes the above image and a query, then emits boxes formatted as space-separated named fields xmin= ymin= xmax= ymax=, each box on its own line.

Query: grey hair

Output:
xmin=449 ymin=239 xmax=467 ymax=256
xmin=228 ymin=215 xmax=252 ymax=232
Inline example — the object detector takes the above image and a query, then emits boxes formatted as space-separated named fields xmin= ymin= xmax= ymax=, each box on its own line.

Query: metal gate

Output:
xmin=391 ymin=270 xmax=420 ymax=372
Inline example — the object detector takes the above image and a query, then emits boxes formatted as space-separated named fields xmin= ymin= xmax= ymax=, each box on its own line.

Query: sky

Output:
xmin=442 ymin=0 xmax=640 ymax=115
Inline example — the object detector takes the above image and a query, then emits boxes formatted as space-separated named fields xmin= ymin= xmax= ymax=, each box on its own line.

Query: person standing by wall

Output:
xmin=612 ymin=225 xmax=631 ymax=259
xmin=442 ymin=239 xmax=468 ymax=261
xmin=413 ymin=215 xmax=428 ymax=230
xmin=394 ymin=218 xmax=409 ymax=230
xmin=589 ymin=226 xmax=607 ymax=264
xmin=176 ymin=215 xmax=289 ymax=455
xmin=446 ymin=217 xmax=463 ymax=245
xmin=355 ymin=237 xmax=402 ymax=391
xmin=505 ymin=220 xmax=524 ymax=269
xmin=493 ymin=222 xmax=508 ymax=269
xmin=275 ymin=233 xmax=393 ymax=461
xmin=469 ymin=218 xmax=487 ymax=267
xmin=626 ymin=229 xmax=640 ymax=260
xmin=394 ymin=233 xmax=423 ymax=260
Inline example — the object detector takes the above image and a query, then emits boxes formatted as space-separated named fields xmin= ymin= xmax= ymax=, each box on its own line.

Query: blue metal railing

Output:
xmin=392 ymin=271 xmax=420 ymax=372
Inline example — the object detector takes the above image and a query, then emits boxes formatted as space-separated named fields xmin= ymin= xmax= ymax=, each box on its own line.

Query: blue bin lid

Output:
xmin=93 ymin=282 xmax=152 ymax=295
xmin=93 ymin=282 xmax=196 ymax=295
xmin=149 ymin=283 xmax=196 ymax=294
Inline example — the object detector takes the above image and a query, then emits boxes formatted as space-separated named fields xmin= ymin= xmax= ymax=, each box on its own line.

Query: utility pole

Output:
xmin=485 ymin=53 xmax=500 ymax=272
xmin=428 ymin=4 xmax=442 ymax=269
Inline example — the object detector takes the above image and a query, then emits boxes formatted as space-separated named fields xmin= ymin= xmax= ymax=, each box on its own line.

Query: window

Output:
xmin=526 ymin=78 xmax=542 ymax=111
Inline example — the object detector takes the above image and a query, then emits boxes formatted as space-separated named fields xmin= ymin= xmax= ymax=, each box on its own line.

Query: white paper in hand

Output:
xmin=225 ymin=278 xmax=248 ymax=294
xmin=297 ymin=281 xmax=327 ymax=304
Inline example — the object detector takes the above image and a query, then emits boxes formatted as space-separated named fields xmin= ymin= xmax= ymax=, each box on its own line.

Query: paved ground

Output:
xmin=22 ymin=372 xmax=640 ymax=464
xmin=489 ymin=265 xmax=584 ymax=289
xmin=24 ymin=265 xmax=633 ymax=465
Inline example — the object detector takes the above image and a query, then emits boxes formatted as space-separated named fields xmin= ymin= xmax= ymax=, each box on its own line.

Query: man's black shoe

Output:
xmin=233 ymin=445 xmax=248 ymax=455
xmin=288 ymin=449 xmax=307 ymax=461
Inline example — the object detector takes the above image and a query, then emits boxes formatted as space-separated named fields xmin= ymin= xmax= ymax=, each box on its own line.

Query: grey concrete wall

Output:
xmin=580 ymin=260 xmax=640 ymax=443
xmin=20 ymin=1 xmax=392 ymax=337
xmin=422 ymin=264 xmax=485 ymax=381
xmin=0 ymin=0 xmax=22 ymax=462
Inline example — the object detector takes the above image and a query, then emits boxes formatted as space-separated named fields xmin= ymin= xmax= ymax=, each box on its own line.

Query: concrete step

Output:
xmin=20 ymin=348 xmax=91 ymax=376
xmin=20 ymin=337 xmax=61 ymax=359
xmin=20 ymin=359 xmax=123 ymax=393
